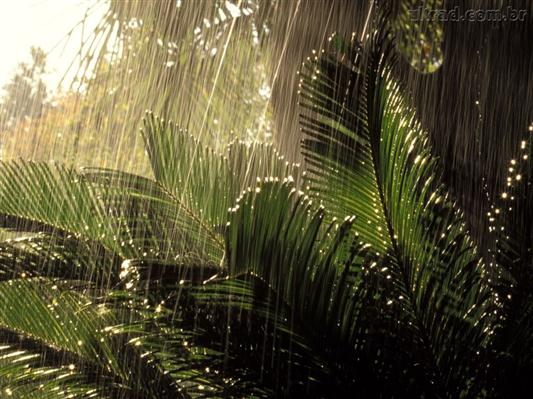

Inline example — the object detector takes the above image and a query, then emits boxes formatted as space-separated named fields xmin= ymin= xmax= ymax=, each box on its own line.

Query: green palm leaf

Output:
xmin=221 ymin=179 xmax=369 ymax=395
xmin=0 ymin=160 xmax=221 ymax=264
xmin=0 ymin=229 xmax=191 ymax=398
xmin=0 ymin=234 xmax=118 ymax=297
xmin=141 ymin=113 xmax=296 ymax=229
xmin=299 ymin=31 xmax=492 ymax=396
xmin=0 ymin=344 xmax=110 ymax=399
xmin=80 ymin=168 xmax=224 ymax=265
xmin=0 ymin=277 xmax=183 ymax=398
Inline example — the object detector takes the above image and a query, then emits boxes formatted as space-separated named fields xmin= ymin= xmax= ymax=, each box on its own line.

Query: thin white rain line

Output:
xmin=269 ymin=0 xmax=302 ymax=93
xmin=255 ymin=0 xmax=301 ymax=139
xmin=198 ymin=0 xmax=244 ymax=139
xmin=360 ymin=0 xmax=374 ymax=42
xmin=178 ymin=0 xmax=243 ymax=243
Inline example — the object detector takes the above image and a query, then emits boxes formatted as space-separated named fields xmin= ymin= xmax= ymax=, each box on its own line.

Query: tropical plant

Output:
xmin=0 ymin=17 xmax=528 ymax=399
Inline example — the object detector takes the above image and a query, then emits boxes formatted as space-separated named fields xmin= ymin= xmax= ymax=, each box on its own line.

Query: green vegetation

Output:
xmin=0 ymin=1 xmax=530 ymax=398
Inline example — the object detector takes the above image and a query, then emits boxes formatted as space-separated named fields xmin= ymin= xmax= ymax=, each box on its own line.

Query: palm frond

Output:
xmin=299 ymin=31 xmax=492 ymax=396
xmin=141 ymin=113 xmax=296 ymax=229
xmin=0 ymin=276 xmax=184 ymax=398
xmin=0 ymin=160 xmax=220 ymax=264
xmin=81 ymin=167 xmax=224 ymax=264
xmin=0 ymin=344 xmax=110 ymax=398
xmin=114 ymin=178 xmax=367 ymax=396
xmin=222 ymin=179 xmax=371 ymax=394
xmin=0 ymin=233 xmax=116 ymax=287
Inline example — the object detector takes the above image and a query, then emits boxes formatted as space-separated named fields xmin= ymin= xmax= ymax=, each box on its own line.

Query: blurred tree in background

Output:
xmin=1 ymin=1 xmax=276 ymax=171
xmin=0 ymin=59 xmax=149 ymax=174
xmin=0 ymin=47 xmax=48 ymax=130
